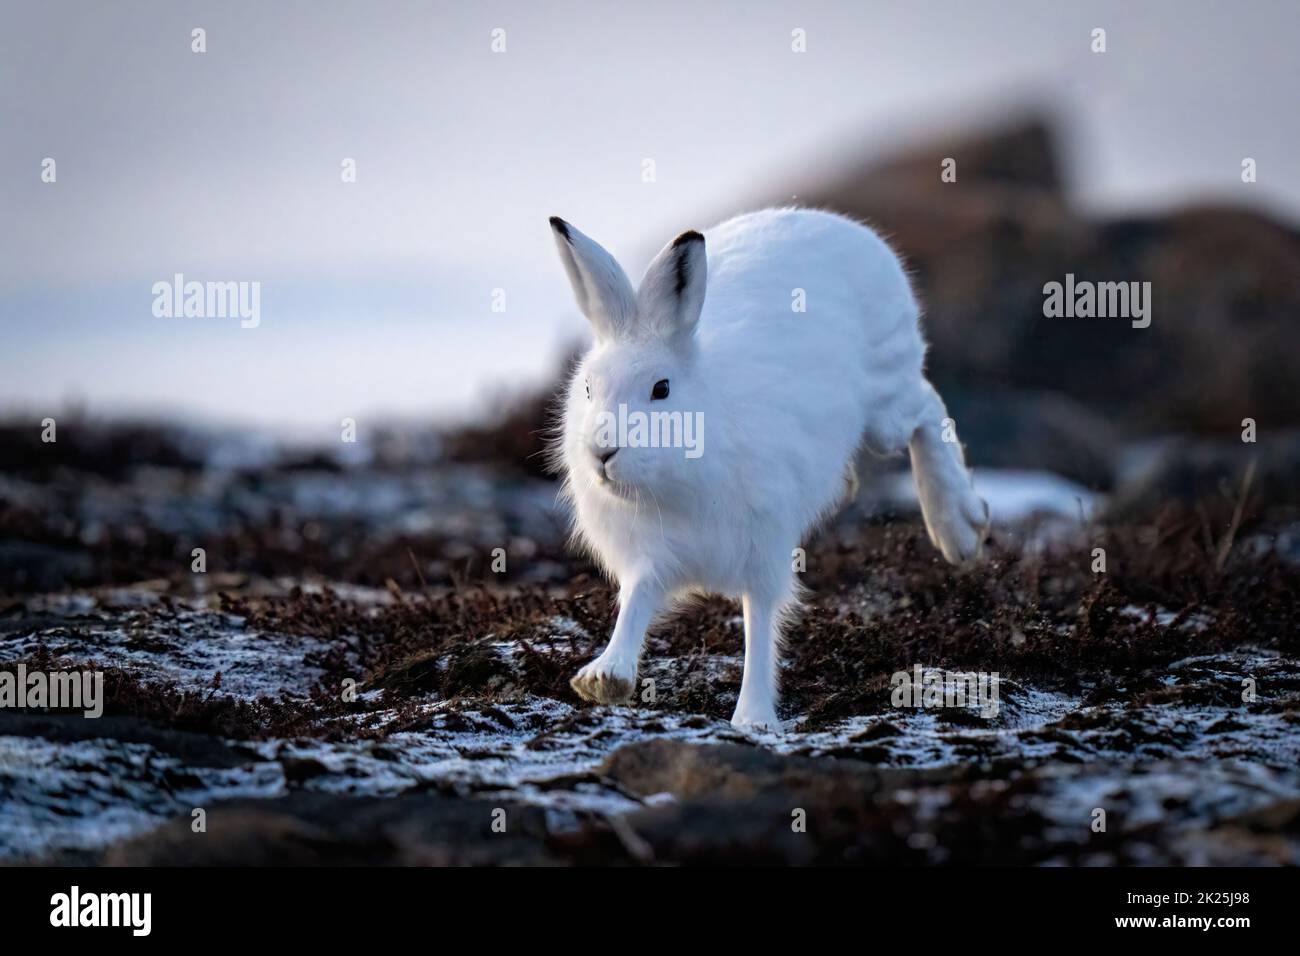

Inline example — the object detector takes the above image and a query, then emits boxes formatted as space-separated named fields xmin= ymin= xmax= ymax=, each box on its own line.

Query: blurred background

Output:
xmin=2 ymin=0 xmax=1298 ymax=433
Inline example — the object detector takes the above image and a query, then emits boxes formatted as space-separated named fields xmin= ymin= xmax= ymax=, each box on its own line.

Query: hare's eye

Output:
xmin=651 ymin=379 xmax=670 ymax=400
xmin=585 ymin=379 xmax=591 ymax=400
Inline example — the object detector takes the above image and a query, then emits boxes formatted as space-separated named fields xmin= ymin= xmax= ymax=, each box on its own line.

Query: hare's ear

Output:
xmin=638 ymin=230 xmax=706 ymax=341
xmin=550 ymin=217 xmax=637 ymax=340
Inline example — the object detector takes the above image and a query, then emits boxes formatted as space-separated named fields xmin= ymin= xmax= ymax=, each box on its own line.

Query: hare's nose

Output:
xmin=592 ymin=447 xmax=618 ymax=476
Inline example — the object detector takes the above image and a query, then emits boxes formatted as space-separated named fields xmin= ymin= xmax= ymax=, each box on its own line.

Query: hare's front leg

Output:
xmin=731 ymin=583 xmax=790 ymax=732
xmin=570 ymin=576 xmax=664 ymax=705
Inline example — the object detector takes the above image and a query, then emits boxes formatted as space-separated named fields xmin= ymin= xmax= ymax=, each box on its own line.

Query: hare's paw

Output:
xmin=730 ymin=701 xmax=782 ymax=735
xmin=570 ymin=657 xmax=636 ymax=704
xmin=950 ymin=495 xmax=992 ymax=564
xmin=931 ymin=493 xmax=991 ymax=565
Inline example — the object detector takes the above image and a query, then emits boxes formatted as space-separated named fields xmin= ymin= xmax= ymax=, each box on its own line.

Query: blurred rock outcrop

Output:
xmin=775 ymin=119 xmax=1300 ymax=493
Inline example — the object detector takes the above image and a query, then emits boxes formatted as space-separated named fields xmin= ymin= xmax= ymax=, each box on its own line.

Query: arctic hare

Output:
xmin=550 ymin=208 xmax=989 ymax=731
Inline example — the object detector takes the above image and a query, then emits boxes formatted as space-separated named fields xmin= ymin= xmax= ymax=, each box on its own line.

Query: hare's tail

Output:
xmin=907 ymin=382 xmax=990 ymax=564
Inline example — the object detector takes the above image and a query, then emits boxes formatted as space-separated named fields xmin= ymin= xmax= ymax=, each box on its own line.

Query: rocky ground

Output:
xmin=1 ymin=413 xmax=1298 ymax=866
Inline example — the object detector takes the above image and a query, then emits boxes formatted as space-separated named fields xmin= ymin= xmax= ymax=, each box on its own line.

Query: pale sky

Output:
xmin=2 ymin=0 xmax=1297 ymax=434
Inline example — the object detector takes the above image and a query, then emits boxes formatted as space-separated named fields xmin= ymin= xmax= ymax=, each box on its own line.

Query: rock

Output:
xmin=1107 ymin=430 xmax=1300 ymax=519
xmin=101 ymin=791 xmax=562 ymax=866
xmin=938 ymin=389 xmax=1121 ymax=490
xmin=0 ymin=713 xmax=258 ymax=769
xmin=0 ymin=542 xmax=95 ymax=593
xmin=597 ymin=737 xmax=930 ymax=800
xmin=599 ymin=739 xmax=1051 ymax=865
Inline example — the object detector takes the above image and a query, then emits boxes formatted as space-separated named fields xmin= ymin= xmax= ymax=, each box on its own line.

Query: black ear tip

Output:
xmin=549 ymin=216 xmax=571 ymax=241
xmin=672 ymin=230 xmax=704 ymax=248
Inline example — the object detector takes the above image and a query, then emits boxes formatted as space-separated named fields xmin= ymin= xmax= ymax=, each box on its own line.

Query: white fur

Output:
xmin=550 ymin=208 xmax=989 ymax=732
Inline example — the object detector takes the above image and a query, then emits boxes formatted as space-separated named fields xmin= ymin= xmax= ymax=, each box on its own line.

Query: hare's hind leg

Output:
xmin=571 ymin=576 xmax=664 ymax=704
xmin=731 ymin=577 xmax=795 ymax=733
xmin=907 ymin=381 xmax=990 ymax=564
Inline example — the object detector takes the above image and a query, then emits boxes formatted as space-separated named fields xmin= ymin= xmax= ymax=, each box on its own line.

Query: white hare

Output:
xmin=550 ymin=207 xmax=988 ymax=732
